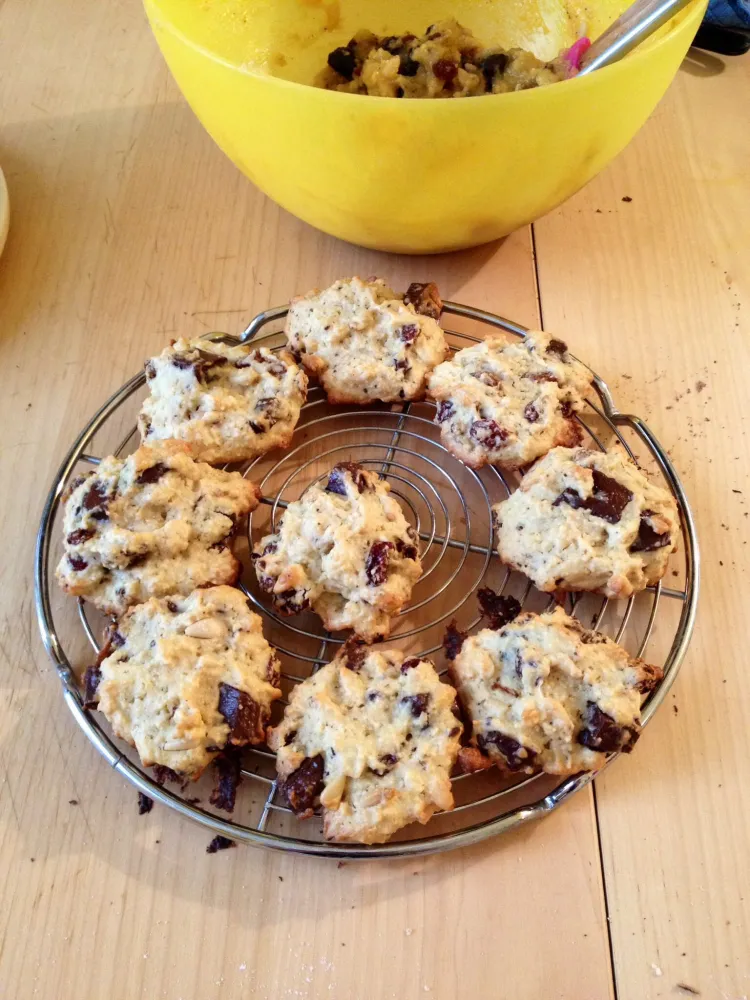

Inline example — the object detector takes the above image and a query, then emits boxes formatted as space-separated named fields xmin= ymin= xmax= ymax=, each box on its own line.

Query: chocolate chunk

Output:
xmin=443 ymin=621 xmax=467 ymax=661
xmin=470 ymin=419 xmax=509 ymax=450
xmin=400 ymin=323 xmax=419 ymax=344
xmin=433 ymin=58 xmax=458 ymax=84
xmin=82 ymin=481 xmax=108 ymax=512
xmin=67 ymin=529 xmax=95 ymax=547
xmin=68 ymin=555 xmax=88 ymax=571
xmin=206 ymin=835 xmax=236 ymax=854
xmin=399 ymin=54 xmax=419 ymax=76
xmin=477 ymin=588 xmax=521 ymax=630
xmin=553 ymin=469 xmax=633 ymax=524
xmin=403 ymin=693 xmax=429 ymax=718
xmin=477 ymin=731 xmax=537 ymax=771
xmin=328 ymin=45 xmax=356 ymax=80
xmin=630 ymin=511 xmax=671 ymax=553
xmin=218 ymin=683 xmax=265 ymax=744
xmin=436 ymin=400 xmax=454 ymax=423
xmin=283 ymin=754 xmax=325 ymax=817
xmin=210 ymin=752 xmax=242 ymax=812
xmin=136 ymin=462 xmax=168 ymax=486
xmin=151 ymin=765 xmax=181 ymax=785
xmin=249 ymin=421 xmax=265 ymax=434
xmin=138 ymin=792 xmax=154 ymax=815
xmin=404 ymin=281 xmax=443 ymax=319
xmin=341 ymin=637 xmax=367 ymax=672
xmin=523 ymin=402 xmax=540 ymax=423
xmin=258 ymin=575 xmax=276 ymax=593
xmin=547 ymin=338 xmax=568 ymax=356
xmin=365 ymin=541 xmax=393 ymax=586
xmin=481 ymin=52 xmax=508 ymax=90
xmin=274 ymin=590 xmax=309 ymax=615
xmin=400 ymin=657 xmax=421 ymax=674
xmin=326 ymin=462 xmax=368 ymax=496
xmin=395 ymin=537 xmax=419 ymax=561
xmin=82 ymin=665 xmax=101 ymax=708
xmin=577 ymin=703 xmax=638 ymax=754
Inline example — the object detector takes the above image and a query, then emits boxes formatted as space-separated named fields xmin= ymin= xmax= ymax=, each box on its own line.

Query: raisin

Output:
xmin=255 ymin=398 xmax=280 ymax=427
xmin=328 ymin=46 xmax=356 ymax=80
xmin=218 ymin=683 xmax=265 ymax=744
xmin=404 ymin=281 xmax=443 ymax=319
xmin=365 ymin=541 xmax=393 ymax=586
xmin=477 ymin=588 xmax=521 ymax=630
xmin=283 ymin=754 xmax=325 ymax=817
xmin=400 ymin=657 xmax=421 ymax=674
xmin=249 ymin=421 xmax=265 ymax=434
xmin=553 ymin=469 xmax=633 ymax=524
xmin=477 ymin=731 xmax=537 ymax=771
xmin=206 ymin=835 xmax=236 ymax=854
xmin=283 ymin=729 xmax=297 ymax=746
xmin=530 ymin=372 xmax=558 ymax=384
xmin=403 ymin=693 xmax=429 ymax=718
xmin=433 ymin=58 xmax=458 ymax=84
xmin=136 ymin=463 xmax=168 ymax=486
xmin=172 ymin=356 xmax=193 ymax=370
xmin=210 ymin=752 xmax=242 ymax=812
xmin=547 ymin=338 xmax=568 ymax=356
xmin=443 ymin=621 xmax=467 ymax=661
xmin=145 ymin=361 xmax=156 ymax=380
xmin=82 ymin=665 xmax=101 ymax=708
xmin=436 ymin=400 xmax=454 ymax=423
xmin=138 ymin=792 xmax=154 ymax=815
xmin=560 ymin=399 xmax=574 ymax=418
xmin=275 ymin=590 xmax=309 ymax=615
xmin=400 ymin=323 xmax=419 ymax=344
xmin=67 ymin=528 xmax=95 ymax=546
xmin=395 ymin=538 xmax=418 ymax=561
xmin=523 ymin=402 xmax=540 ymax=423
xmin=481 ymin=52 xmax=508 ymax=90
xmin=341 ymin=637 xmax=366 ymax=672
xmin=394 ymin=359 xmax=410 ymax=373
xmin=630 ymin=511 xmax=671 ymax=553
xmin=326 ymin=462 xmax=367 ymax=495
xmin=69 ymin=555 xmax=88 ymax=571
xmin=258 ymin=575 xmax=276 ymax=593
xmin=166 ymin=600 xmax=179 ymax=613
xmin=82 ymin=481 xmax=108 ymax=512
xmin=110 ymin=629 xmax=126 ymax=647
xmin=577 ymin=703 xmax=638 ymax=754
xmin=470 ymin=419 xmax=509 ymax=450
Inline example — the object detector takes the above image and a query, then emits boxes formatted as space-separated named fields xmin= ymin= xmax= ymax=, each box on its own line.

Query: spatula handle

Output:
xmin=578 ymin=0 xmax=695 ymax=75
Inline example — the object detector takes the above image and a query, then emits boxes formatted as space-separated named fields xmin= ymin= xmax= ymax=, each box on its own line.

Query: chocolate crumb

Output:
xmin=622 ymin=195 xmax=632 ymax=202
xmin=138 ymin=792 xmax=154 ymax=815
xmin=675 ymin=985 xmax=700 ymax=996
xmin=68 ymin=799 xmax=78 ymax=806
xmin=210 ymin=752 xmax=242 ymax=812
xmin=206 ymin=835 xmax=236 ymax=854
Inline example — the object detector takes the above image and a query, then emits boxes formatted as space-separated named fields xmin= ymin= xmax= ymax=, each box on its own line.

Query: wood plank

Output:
xmin=533 ymin=53 xmax=750 ymax=1000
xmin=0 ymin=2 xmax=614 ymax=997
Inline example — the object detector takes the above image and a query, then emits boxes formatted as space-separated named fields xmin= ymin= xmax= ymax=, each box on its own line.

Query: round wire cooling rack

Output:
xmin=35 ymin=301 xmax=700 ymax=859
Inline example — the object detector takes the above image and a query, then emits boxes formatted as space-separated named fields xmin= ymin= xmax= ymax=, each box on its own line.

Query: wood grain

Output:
xmin=533 ymin=53 xmax=750 ymax=1000
xmin=0 ymin=2 xmax=616 ymax=998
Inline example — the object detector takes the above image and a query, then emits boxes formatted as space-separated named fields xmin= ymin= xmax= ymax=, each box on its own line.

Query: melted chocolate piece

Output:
xmin=138 ymin=792 xmax=154 ymax=815
xmin=629 ymin=511 xmax=671 ymax=553
xmin=400 ymin=657 xmax=421 ymax=674
xmin=82 ymin=481 xmax=108 ymax=512
xmin=283 ymin=754 xmax=325 ymax=816
xmin=547 ymin=338 xmax=568 ymax=356
xmin=577 ymin=703 xmax=638 ymax=754
xmin=443 ymin=621 xmax=467 ymax=661
xmin=341 ymin=637 xmax=367 ymax=672
xmin=206 ymin=835 xmax=236 ymax=854
xmin=82 ymin=665 xmax=101 ymax=708
xmin=218 ymin=683 xmax=265 ymax=744
xmin=365 ymin=541 xmax=393 ymax=586
xmin=326 ymin=462 xmax=368 ymax=496
xmin=481 ymin=52 xmax=508 ymax=90
xmin=553 ymin=469 xmax=633 ymax=524
xmin=136 ymin=463 xmax=168 ymax=486
xmin=477 ymin=731 xmax=537 ymax=771
xmin=210 ymin=752 xmax=242 ymax=812
xmin=476 ymin=588 xmax=521 ymax=630
xmin=328 ymin=45 xmax=356 ymax=80
xmin=436 ymin=400 xmax=454 ymax=423
xmin=403 ymin=693 xmax=429 ymax=719
xmin=67 ymin=528 xmax=95 ymax=546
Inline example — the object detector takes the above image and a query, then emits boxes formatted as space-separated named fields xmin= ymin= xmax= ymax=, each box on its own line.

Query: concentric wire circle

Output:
xmin=34 ymin=302 xmax=700 ymax=858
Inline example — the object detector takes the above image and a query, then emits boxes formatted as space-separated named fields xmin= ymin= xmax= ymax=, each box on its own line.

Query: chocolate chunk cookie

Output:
xmin=89 ymin=586 xmax=282 ymax=778
xmin=427 ymin=331 xmax=592 ymax=470
xmin=252 ymin=462 xmax=422 ymax=641
xmin=494 ymin=447 xmax=679 ymax=598
xmin=57 ymin=441 xmax=259 ymax=615
xmin=450 ymin=606 xmax=662 ymax=775
xmin=285 ymin=277 xmax=447 ymax=404
xmin=139 ymin=338 xmax=307 ymax=465
xmin=268 ymin=643 xmax=461 ymax=843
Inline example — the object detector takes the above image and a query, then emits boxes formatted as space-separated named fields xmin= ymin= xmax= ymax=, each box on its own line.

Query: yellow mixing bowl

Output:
xmin=144 ymin=0 xmax=706 ymax=253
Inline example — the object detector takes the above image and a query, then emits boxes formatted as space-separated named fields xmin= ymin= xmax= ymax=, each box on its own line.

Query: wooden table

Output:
xmin=1 ymin=3 xmax=748 ymax=998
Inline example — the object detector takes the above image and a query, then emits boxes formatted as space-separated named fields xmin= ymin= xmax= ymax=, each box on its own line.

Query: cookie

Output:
xmin=427 ymin=331 xmax=592 ymax=470
xmin=268 ymin=641 xmax=462 ymax=843
xmin=285 ymin=277 xmax=447 ymax=404
xmin=253 ymin=462 xmax=422 ymax=641
xmin=86 ymin=586 xmax=282 ymax=778
xmin=138 ymin=338 xmax=308 ymax=464
xmin=493 ymin=447 xmax=679 ymax=598
xmin=56 ymin=441 xmax=259 ymax=615
xmin=448 ymin=605 xmax=662 ymax=775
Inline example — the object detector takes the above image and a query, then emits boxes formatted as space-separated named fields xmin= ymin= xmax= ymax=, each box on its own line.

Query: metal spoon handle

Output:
xmin=578 ymin=0 xmax=695 ymax=75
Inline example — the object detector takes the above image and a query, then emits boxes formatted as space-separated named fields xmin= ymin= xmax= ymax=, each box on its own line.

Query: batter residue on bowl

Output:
xmin=317 ymin=18 xmax=590 ymax=98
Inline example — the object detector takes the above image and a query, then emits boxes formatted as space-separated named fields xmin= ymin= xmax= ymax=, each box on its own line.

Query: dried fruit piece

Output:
xmin=404 ymin=282 xmax=443 ymax=319
xmin=67 ymin=528 xmax=95 ymax=546
xmin=82 ymin=665 xmax=101 ymax=708
xmin=443 ymin=621 xmax=467 ymax=661
xmin=477 ymin=731 xmax=537 ymax=771
xmin=365 ymin=541 xmax=393 ymax=586
xmin=477 ymin=588 xmax=521 ymax=630
xmin=436 ymin=400 xmax=454 ymax=423
xmin=403 ymin=693 xmax=429 ymax=719
xmin=470 ymin=419 xmax=509 ymax=450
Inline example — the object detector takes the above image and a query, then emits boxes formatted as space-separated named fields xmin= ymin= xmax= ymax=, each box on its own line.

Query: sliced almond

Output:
xmin=184 ymin=617 xmax=226 ymax=640
xmin=319 ymin=774 xmax=347 ymax=809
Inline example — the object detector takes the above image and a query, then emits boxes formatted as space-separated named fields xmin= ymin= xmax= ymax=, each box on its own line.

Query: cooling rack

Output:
xmin=34 ymin=301 xmax=700 ymax=858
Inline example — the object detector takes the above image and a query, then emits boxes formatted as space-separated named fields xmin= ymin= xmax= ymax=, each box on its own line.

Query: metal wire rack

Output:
xmin=34 ymin=301 xmax=700 ymax=858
